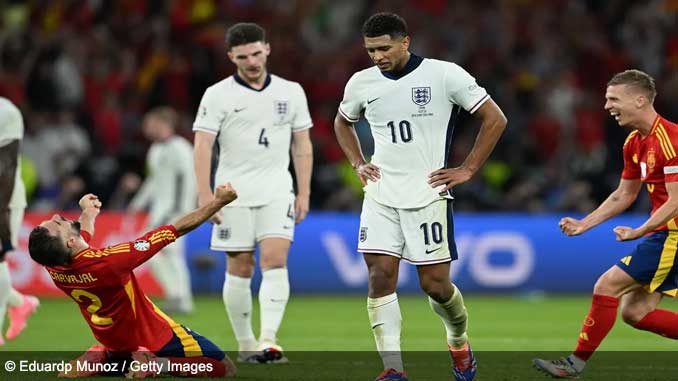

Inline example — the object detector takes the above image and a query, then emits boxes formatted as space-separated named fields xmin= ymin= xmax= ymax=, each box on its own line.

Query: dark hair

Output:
xmin=28 ymin=226 xmax=71 ymax=267
xmin=362 ymin=12 xmax=408 ymax=38
xmin=608 ymin=69 xmax=656 ymax=102
xmin=226 ymin=23 xmax=266 ymax=49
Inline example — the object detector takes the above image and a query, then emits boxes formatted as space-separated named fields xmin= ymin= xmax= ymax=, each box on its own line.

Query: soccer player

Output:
xmin=0 ymin=97 xmax=39 ymax=346
xmin=27 ymin=184 xmax=238 ymax=378
xmin=129 ymin=107 xmax=196 ymax=314
xmin=334 ymin=13 xmax=507 ymax=381
xmin=533 ymin=70 xmax=678 ymax=377
xmin=193 ymin=22 xmax=313 ymax=363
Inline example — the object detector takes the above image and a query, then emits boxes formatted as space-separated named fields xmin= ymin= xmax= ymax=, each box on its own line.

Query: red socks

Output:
xmin=634 ymin=309 xmax=678 ymax=339
xmin=573 ymin=294 xmax=619 ymax=361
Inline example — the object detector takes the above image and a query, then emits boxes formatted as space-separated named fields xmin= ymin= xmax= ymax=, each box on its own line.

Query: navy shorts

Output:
xmin=616 ymin=231 xmax=678 ymax=296
xmin=156 ymin=324 xmax=225 ymax=361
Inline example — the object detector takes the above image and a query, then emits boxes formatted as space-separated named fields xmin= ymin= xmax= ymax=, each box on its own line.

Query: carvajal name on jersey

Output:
xmin=49 ymin=271 xmax=98 ymax=284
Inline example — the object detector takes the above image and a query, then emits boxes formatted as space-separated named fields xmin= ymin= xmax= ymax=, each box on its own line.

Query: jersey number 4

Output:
xmin=259 ymin=128 xmax=270 ymax=148
xmin=388 ymin=120 xmax=412 ymax=144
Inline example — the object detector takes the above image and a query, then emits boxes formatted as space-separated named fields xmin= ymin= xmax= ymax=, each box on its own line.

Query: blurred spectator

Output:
xmin=2 ymin=0 xmax=677 ymax=213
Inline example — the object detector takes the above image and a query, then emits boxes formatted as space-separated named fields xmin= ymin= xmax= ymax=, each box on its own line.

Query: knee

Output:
xmin=419 ymin=277 xmax=451 ymax=302
xmin=620 ymin=303 xmax=650 ymax=326
xmin=368 ymin=265 xmax=398 ymax=295
xmin=592 ymin=271 xmax=617 ymax=296
xmin=259 ymin=252 xmax=287 ymax=270
xmin=227 ymin=254 xmax=255 ymax=277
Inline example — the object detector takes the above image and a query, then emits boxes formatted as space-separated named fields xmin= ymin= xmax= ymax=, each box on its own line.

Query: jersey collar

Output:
xmin=380 ymin=53 xmax=424 ymax=81
xmin=233 ymin=73 xmax=272 ymax=92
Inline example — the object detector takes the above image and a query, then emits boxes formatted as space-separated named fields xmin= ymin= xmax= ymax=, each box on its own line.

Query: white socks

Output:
xmin=224 ymin=268 xmax=291 ymax=351
xmin=0 ymin=262 xmax=11 ymax=336
xmin=429 ymin=284 xmax=468 ymax=348
xmin=368 ymin=293 xmax=403 ymax=371
xmin=258 ymin=268 xmax=290 ymax=348
xmin=223 ymin=274 xmax=257 ymax=352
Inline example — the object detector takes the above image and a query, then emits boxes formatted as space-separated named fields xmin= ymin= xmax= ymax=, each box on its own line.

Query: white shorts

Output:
xmin=357 ymin=196 xmax=457 ymax=265
xmin=10 ymin=207 xmax=24 ymax=247
xmin=210 ymin=195 xmax=296 ymax=252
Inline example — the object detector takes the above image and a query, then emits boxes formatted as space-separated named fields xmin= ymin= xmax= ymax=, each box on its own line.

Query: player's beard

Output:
xmin=70 ymin=221 xmax=81 ymax=235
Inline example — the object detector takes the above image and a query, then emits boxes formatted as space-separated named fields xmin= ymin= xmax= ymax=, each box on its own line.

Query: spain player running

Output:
xmin=334 ymin=13 xmax=507 ymax=381
xmin=534 ymin=70 xmax=678 ymax=378
xmin=27 ymin=184 xmax=238 ymax=378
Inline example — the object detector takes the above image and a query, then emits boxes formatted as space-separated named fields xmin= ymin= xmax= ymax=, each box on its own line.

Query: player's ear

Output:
xmin=264 ymin=42 xmax=271 ymax=56
xmin=635 ymin=94 xmax=646 ymax=108
xmin=401 ymin=36 xmax=410 ymax=51
xmin=227 ymin=50 xmax=236 ymax=64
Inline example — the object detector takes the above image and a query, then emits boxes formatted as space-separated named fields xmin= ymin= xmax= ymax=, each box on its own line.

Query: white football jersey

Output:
xmin=130 ymin=136 xmax=197 ymax=227
xmin=339 ymin=55 xmax=489 ymax=209
xmin=193 ymin=74 xmax=313 ymax=207
xmin=0 ymin=97 xmax=26 ymax=209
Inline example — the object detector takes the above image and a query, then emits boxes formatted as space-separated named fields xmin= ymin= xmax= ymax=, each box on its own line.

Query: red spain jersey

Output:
xmin=622 ymin=115 xmax=678 ymax=231
xmin=46 ymin=225 xmax=191 ymax=352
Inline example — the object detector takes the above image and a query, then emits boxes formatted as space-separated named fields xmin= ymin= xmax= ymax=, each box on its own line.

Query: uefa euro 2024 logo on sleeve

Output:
xmin=274 ymin=100 xmax=289 ymax=125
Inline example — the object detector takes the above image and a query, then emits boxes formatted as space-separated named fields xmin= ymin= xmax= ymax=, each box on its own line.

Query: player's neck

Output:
xmin=70 ymin=240 xmax=89 ymax=257
xmin=393 ymin=52 xmax=411 ymax=73
xmin=634 ymin=110 xmax=658 ymax=136
xmin=237 ymin=69 xmax=268 ymax=90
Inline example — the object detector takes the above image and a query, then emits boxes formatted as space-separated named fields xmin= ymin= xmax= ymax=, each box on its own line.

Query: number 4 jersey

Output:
xmin=45 ymin=226 xmax=182 ymax=352
xmin=339 ymin=54 xmax=490 ymax=209
xmin=193 ymin=74 xmax=313 ymax=207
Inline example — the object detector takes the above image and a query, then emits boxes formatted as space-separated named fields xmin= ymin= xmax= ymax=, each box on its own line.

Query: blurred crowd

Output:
xmin=2 ymin=0 xmax=678 ymax=213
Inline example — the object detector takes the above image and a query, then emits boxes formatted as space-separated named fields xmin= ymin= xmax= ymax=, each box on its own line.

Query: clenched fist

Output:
xmin=214 ymin=183 xmax=238 ymax=205
xmin=79 ymin=194 xmax=102 ymax=211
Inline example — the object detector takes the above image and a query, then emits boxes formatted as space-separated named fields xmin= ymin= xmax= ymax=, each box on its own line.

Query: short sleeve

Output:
xmin=338 ymin=73 xmax=363 ymax=123
xmin=107 ymin=225 xmax=178 ymax=275
xmin=192 ymin=87 xmax=221 ymax=135
xmin=292 ymin=84 xmax=313 ymax=131
xmin=621 ymin=137 xmax=641 ymax=180
xmin=444 ymin=63 xmax=489 ymax=114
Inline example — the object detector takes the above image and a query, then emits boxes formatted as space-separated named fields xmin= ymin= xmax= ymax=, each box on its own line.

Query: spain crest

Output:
xmin=412 ymin=87 xmax=431 ymax=106
xmin=647 ymin=148 xmax=656 ymax=170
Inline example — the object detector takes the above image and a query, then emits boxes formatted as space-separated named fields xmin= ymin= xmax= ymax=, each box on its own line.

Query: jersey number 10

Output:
xmin=387 ymin=120 xmax=412 ymax=144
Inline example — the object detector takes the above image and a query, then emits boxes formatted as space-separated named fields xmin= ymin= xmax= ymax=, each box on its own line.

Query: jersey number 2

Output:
xmin=259 ymin=128 xmax=270 ymax=148
xmin=71 ymin=289 xmax=113 ymax=326
xmin=388 ymin=120 xmax=412 ymax=144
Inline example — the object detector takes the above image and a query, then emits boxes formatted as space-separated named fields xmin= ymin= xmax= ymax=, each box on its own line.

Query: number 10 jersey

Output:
xmin=339 ymin=55 xmax=489 ymax=209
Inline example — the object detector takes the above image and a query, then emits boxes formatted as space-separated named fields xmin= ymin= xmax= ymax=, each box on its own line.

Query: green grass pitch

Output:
xmin=1 ymin=295 xmax=677 ymax=380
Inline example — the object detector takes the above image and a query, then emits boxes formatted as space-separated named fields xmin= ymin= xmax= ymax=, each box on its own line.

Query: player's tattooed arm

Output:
xmin=620 ymin=181 xmax=678 ymax=240
xmin=173 ymin=183 xmax=237 ymax=236
xmin=292 ymin=129 xmax=313 ymax=223
xmin=334 ymin=112 xmax=380 ymax=185
xmin=561 ymin=178 xmax=641 ymax=236
xmin=78 ymin=194 xmax=102 ymax=236
xmin=194 ymin=131 xmax=222 ymax=224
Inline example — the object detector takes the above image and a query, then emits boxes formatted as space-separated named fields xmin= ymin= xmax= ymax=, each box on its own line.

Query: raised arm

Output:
xmin=291 ymin=129 xmax=313 ymax=223
xmin=77 ymin=194 xmax=102 ymax=236
xmin=429 ymin=99 xmax=507 ymax=191
xmin=333 ymin=113 xmax=380 ymax=186
xmin=0 ymin=140 xmax=18 ymax=255
xmin=560 ymin=178 xmax=642 ymax=236
xmin=173 ymin=183 xmax=237 ymax=237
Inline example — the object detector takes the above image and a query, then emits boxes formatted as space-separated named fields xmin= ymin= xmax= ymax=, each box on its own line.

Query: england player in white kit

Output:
xmin=193 ymin=23 xmax=313 ymax=363
xmin=129 ymin=107 xmax=196 ymax=314
xmin=335 ymin=14 xmax=507 ymax=381
xmin=0 ymin=97 xmax=40 ymax=346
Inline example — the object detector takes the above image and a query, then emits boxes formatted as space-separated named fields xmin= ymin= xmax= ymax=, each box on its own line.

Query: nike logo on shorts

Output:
xmin=234 ymin=107 xmax=246 ymax=112
xmin=367 ymin=97 xmax=380 ymax=104
xmin=425 ymin=247 xmax=442 ymax=254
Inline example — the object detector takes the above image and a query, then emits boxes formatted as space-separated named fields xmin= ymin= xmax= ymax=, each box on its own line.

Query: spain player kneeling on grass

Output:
xmin=27 ymin=184 xmax=239 ymax=378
